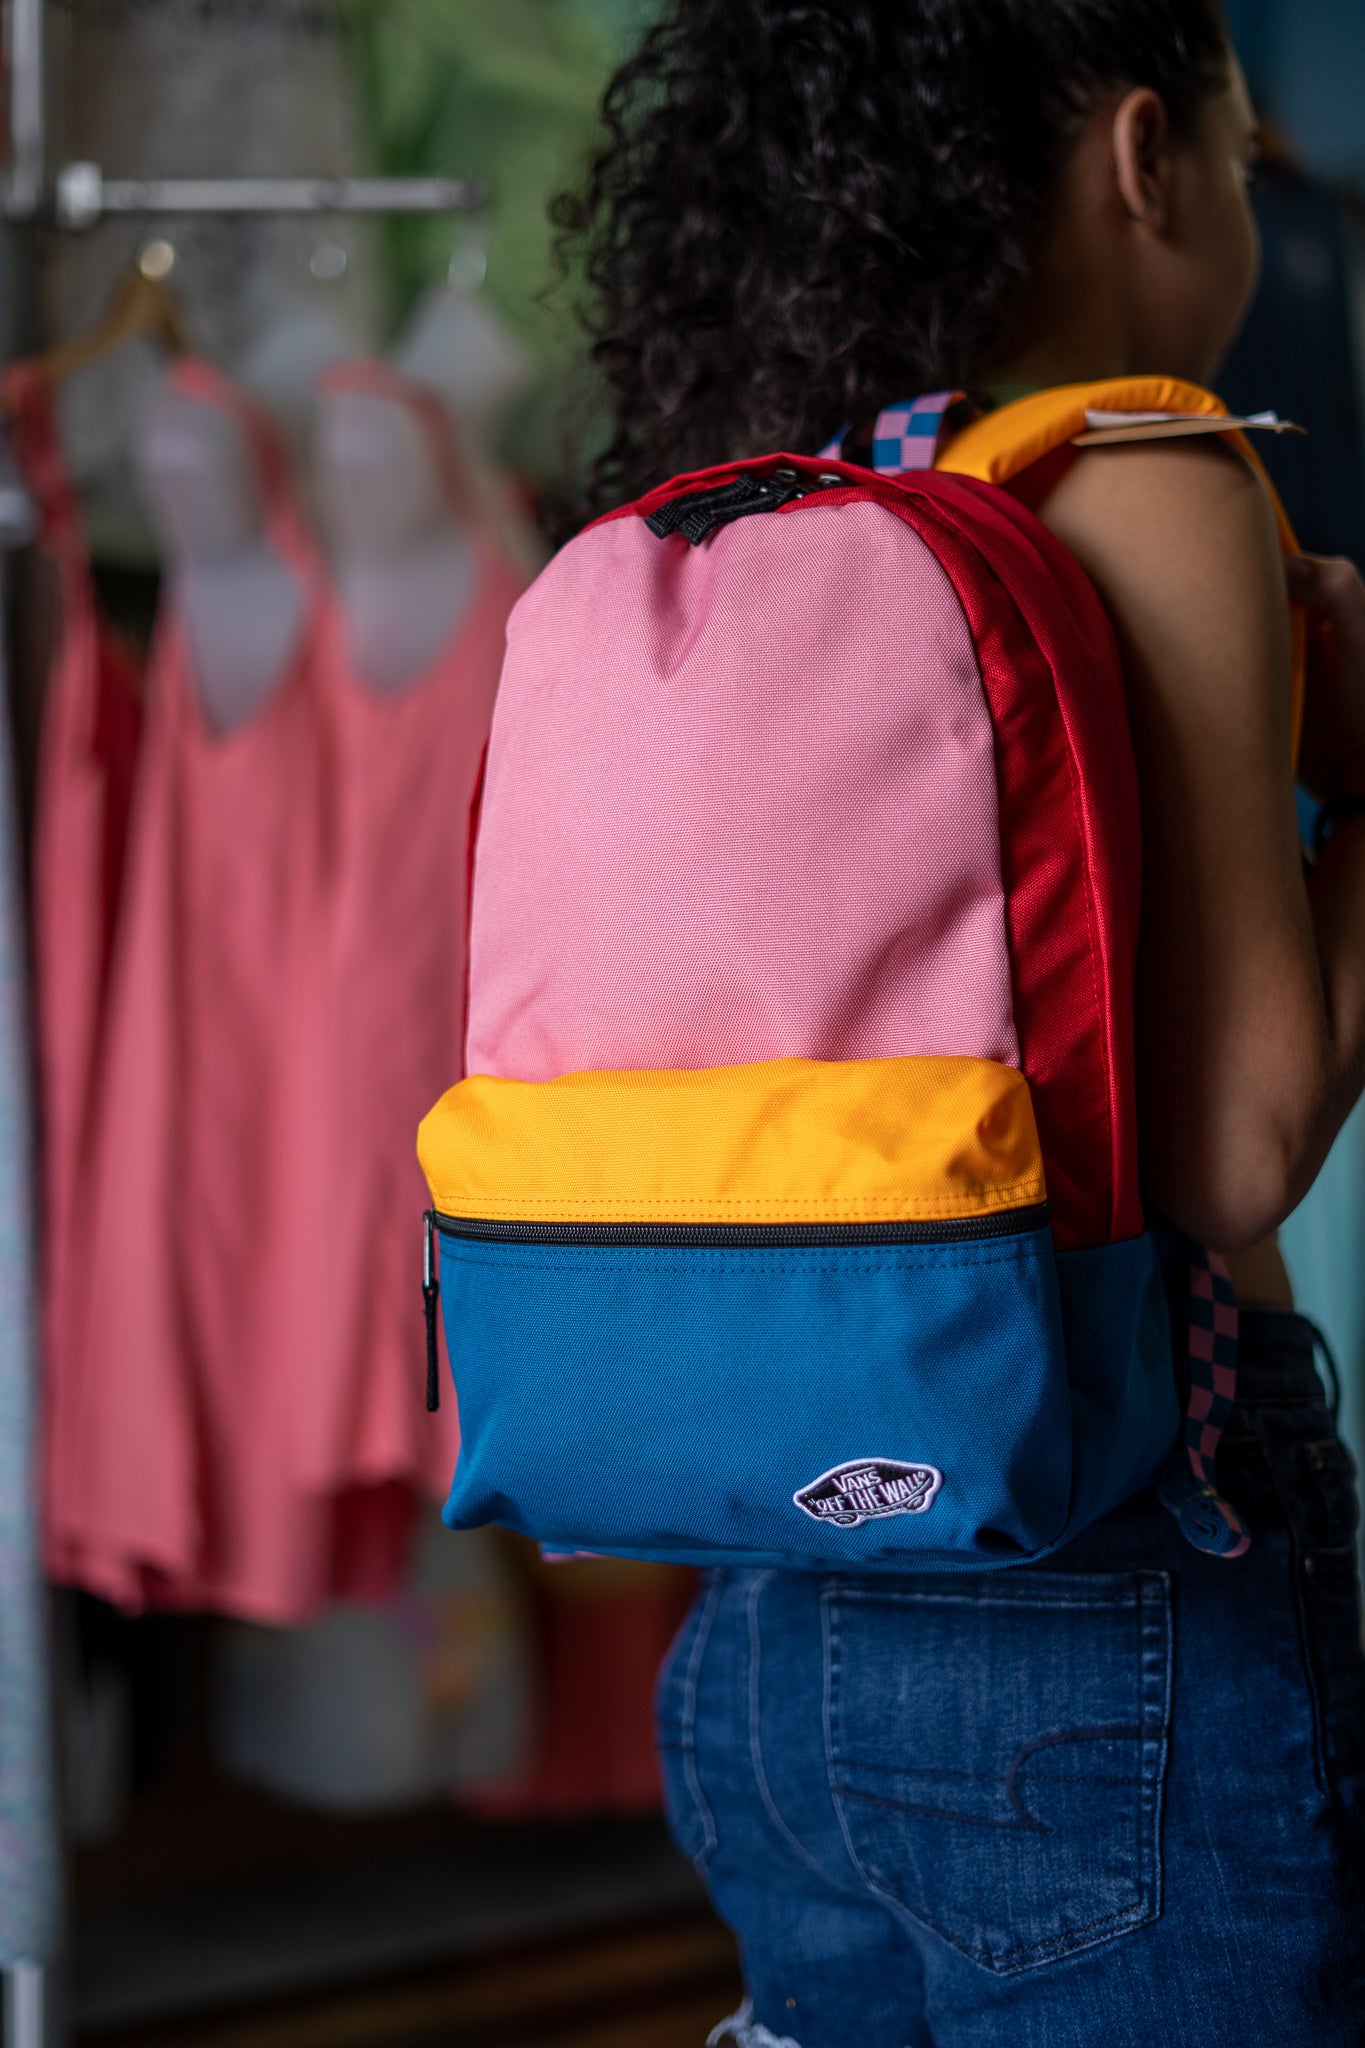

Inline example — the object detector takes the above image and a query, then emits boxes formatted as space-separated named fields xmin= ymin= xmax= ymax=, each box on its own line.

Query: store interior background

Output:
xmin=1221 ymin=0 xmax=1365 ymax=1476
xmin=0 ymin=2 xmax=1361 ymax=2044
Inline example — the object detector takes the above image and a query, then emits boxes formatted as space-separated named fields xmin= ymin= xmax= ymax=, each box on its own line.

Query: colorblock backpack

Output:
xmin=418 ymin=378 xmax=1304 ymax=1574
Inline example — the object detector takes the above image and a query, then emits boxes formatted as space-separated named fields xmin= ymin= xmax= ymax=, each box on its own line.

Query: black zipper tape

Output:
xmin=428 ymin=1202 xmax=1048 ymax=1250
xmin=644 ymin=473 xmax=805 ymax=545
xmin=423 ymin=1208 xmax=441 ymax=1411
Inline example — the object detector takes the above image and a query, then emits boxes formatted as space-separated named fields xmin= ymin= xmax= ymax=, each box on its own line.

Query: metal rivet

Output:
xmin=817 ymin=472 xmax=844 ymax=486
xmin=772 ymin=466 xmax=799 ymax=481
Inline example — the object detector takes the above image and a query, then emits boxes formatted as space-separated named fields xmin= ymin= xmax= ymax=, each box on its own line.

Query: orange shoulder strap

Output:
xmin=937 ymin=376 xmax=1306 ymax=766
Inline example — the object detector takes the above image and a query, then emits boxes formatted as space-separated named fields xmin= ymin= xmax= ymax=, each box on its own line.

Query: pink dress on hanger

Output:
xmin=292 ymin=360 xmax=523 ymax=1507
xmin=5 ymin=365 xmax=145 ymax=1588
xmin=49 ymin=360 xmax=411 ymax=1621
xmin=313 ymin=366 xmax=695 ymax=1816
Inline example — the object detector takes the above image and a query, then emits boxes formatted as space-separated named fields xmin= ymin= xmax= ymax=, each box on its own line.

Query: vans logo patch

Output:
xmin=793 ymin=1459 xmax=943 ymax=1528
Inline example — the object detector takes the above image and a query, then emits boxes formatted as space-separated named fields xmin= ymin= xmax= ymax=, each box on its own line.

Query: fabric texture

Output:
xmin=901 ymin=471 xmax=1145 ymax=1249
xmin=429 ymin=454 xmax=1175 ymax=1580
xmin=467 ymin=494 xmax=1020 ymax=1086
xmin=936 ymin=374 xmax=1306 ymax=767
xmin=5 ymin=367 xmax=143 ymax=1576
xmin=818 ymin=391 xmax=965 ymax=474
xmin=1156 ymin=1245 xmax=1251 ymax=1558
xmin=282 ymin=361 xmax=522 ymax=1507
xmin=43 ymin=359 xmax=519 ymax=1620
xmin=466 ymin=460 xmax=1143 ymax=1252
xmin=658 ymin=1310 xmax=1365 ymax=2047
xmin=420 ymin=1054 xmax=1046 ymax=1225
xmin=46 ymin=359 xmax=361 ymax=1619
xmin=434 ymin=1221 xmax=1177 ymax=1571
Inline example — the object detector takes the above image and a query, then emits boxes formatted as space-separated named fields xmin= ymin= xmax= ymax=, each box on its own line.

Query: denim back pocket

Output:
xmin=822 ymin=1568 xmax=1171 ymax=1973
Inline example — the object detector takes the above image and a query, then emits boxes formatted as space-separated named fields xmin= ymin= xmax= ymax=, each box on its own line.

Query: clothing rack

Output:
xmin=0 ymin=3 xmax=486 ymax=2044
xmin=2 ymin=0 xmax=485 ymax=226
xmin=48 ymin=167 xmax=485 ymax=230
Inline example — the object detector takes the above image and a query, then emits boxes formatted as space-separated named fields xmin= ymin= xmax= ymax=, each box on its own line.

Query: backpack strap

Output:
xmin=818 ymin=376 xmax=1306 ymax=768
xmin=817 ymin=390 xmax=968 ymax=474
xmin=936 ymin=376 xmax=1306 ymax=769
xmin=1156 ymin=1239 xmax=1252 ymax=1558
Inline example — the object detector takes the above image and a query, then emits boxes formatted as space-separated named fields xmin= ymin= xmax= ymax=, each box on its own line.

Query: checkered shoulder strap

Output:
xmin=817 ymin=391 xmax=968 ymax=474
xmin=1157 ymin=1240 xmax=1251 ymax=1558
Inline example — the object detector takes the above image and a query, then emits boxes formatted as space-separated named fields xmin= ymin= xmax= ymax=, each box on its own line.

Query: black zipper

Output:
xmin=421 ymin=1199 xmax=1048 ymax=1413
xmin=430 ymin=1204 xmax=1045 ymax=1248
xmin=423 ymin=1207 xmax=441 ymax=1412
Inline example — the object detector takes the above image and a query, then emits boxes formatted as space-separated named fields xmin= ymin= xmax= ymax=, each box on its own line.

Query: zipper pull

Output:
xmin=423 ymin=1209 xmax=440 ymax=1412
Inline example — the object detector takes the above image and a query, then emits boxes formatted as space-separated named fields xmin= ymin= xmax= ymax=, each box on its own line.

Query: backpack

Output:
xmin=417 ymin=379 xmax=1302 ymax=1573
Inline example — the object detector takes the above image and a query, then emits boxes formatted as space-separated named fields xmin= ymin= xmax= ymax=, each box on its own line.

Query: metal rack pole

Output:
xmin=3 ymin=11 xmax=55 ymax=2039
xmin=0 ymin=5 xmax=480 ymax=2042
xmin=2 ymin=2 xmax=484 ymax=229
xmin=5 ymin=0 xmax=45 ymax=222
xmin=3 ymin=1961 xmax=50 ymax=2048
xmin=50 ymin=166 xmax=485 ymax=230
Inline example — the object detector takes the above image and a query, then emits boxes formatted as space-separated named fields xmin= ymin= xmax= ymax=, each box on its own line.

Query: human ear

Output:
xmin=1111 ymin=86 xmax=1172 ymax=229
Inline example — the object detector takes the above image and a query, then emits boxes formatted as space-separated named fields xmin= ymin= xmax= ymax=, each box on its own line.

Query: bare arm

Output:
xmin=1036 ymin=440 xmax=1365 ymax=1251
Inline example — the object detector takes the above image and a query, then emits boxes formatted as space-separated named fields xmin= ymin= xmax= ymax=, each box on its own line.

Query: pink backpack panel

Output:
xmin=468 ymin=457 xmax=1142 ymax=1253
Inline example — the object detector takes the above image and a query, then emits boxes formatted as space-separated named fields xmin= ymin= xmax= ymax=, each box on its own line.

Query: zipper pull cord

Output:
xmin=423 ymin=1209 xmax=440 ymax=1412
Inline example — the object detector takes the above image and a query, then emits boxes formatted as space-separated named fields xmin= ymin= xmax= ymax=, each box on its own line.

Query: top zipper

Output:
xmin=428 ymin=1203 xmax=1047 ymax=1249
xmin=643 ymin=466 xmax=848 ymax=546
xmin=421 ymin=1200 xmax=1048 ymax=1413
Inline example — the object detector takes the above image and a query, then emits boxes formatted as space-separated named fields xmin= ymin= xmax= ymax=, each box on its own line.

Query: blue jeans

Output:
xmin=656 ymin=1308 xmax=1365 ymax=2045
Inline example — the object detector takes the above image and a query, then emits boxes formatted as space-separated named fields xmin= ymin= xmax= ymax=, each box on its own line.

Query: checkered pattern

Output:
xmin=871 ymin=392 xmax=961 ymax=472
xmin=1157 ymin=1242 xmax=1251 ymax=1558
xmin=817 ymin=391 xmax=964 ymax=475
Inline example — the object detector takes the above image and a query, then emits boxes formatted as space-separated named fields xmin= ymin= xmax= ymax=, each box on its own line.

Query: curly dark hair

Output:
xmin=552 ymin=0 xmax=1231 ymax=526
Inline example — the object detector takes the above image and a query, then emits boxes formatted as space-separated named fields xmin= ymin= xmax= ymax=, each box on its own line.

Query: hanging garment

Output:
xmin=0 ymin=559 xmax=60 ymax=1965
xmin=48 ymin=361 xmax=411 ymax=1622
xmin=292 ymin=360 xmax=524 ymax=1508
xmin=4 ymin=365 xmax=144 ymax=1593
xmin=314 ymin=361 xmax=696 ymax=1814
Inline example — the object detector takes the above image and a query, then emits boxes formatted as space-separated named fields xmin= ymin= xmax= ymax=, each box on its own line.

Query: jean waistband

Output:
xmin=1232 ymin=1305 xmax=1341 ymax=1417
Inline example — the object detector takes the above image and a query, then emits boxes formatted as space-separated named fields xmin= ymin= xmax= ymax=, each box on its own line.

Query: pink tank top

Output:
xmin=47 ymin=363 xmax=402 ymax=1618
xmin=286 ymin=359 xmax=524 ymax=1505
xmin=48 ymin=359 xmax=524 ymax=1622
xmin=6 ymin=365 xmax=145 ymax=1582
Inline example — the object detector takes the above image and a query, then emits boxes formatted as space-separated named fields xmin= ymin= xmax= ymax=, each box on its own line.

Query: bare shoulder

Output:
xmin=1026 ymin=436 xmax=1309 ymax=1250
xmin=1037 ymin=435 xmax=1282 ymax=607
xmin=1031 ymin=436 xmax=1293 ymax=774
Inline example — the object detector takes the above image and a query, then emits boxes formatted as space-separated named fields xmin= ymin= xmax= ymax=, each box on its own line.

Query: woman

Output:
xmin=558 ymin=5 xmax=1365 ymax=2041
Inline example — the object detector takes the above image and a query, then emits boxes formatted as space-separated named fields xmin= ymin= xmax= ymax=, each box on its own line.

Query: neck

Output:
xmin=986 ymin=319 xmax=1144 ymax=401
xmin=986 ymin=243 xmax=1149 ymax=397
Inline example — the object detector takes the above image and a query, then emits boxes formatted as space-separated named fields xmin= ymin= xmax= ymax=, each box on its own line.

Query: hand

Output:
xmin=1287 ymin=552 xmax=1365 ymax=801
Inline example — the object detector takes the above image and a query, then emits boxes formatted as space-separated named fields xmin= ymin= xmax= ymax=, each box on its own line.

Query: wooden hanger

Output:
xmin=9 ymin=241 xmax=191 ymax=397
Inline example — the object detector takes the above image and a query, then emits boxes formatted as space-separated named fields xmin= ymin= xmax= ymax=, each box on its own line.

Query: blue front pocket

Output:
xmin=434 ymin=1216 xmax=1075 ymax=1570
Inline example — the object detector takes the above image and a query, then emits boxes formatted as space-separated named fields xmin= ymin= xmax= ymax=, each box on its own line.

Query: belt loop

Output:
xmin=1299 ymin=1314 xmax=1343 ymax=1424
